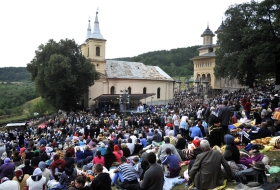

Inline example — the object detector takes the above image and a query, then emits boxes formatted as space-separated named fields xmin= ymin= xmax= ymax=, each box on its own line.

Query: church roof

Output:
xmin=84 ymin=19 xmax=92 ymax=43
xmin=190 ymin=52 xmax=216 ymax=60
xmin=201 ymin=25 xmax=215 ymax=37
xmin=106 ymin=60 xmax=174 ymax=81
xmin=215 ymin=21 xmax=224 ymax=34
xmin=90 ymin=11 xmax=105 ymax=40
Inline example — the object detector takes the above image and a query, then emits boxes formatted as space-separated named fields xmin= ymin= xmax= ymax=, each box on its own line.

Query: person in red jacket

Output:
xmin=51 ymin=154 xmax=66 ymax=180
xmin=244 ymin=99 xmax=251 ymax=119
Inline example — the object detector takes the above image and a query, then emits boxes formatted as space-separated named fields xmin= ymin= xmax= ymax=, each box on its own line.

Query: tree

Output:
xmin=27 ymin=39 xmax=99 ymax=110
xmin=215 ymin=0 xmax=280 ymax=88
xmin=257 ymin=0 xmax=280 ymax=88
xmin=214 ymin=1 xmax=260 ymax=88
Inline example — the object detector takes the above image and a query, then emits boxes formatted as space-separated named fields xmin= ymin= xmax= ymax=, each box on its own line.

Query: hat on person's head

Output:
xmin=100 ymin=143 xmax=105 ymax=148
xmin=1 ymin=177 xmax=9 ymax=184
xmin=32 ymin=168 xmax=42 ymax=176
xmin=177 ymin=134 xmax=183 ymax=139
xmin=192 ymin=138 xmax=200 ymax=148
xmin=253 ymin=161 xmax=266 ymax=171
xmin=4 ymin=158 xmax=11 ymax=164
xmin=38 ymin=161 xmax=46 ymax=172
xmin=15 ymin=169 xmax=23 ymax=179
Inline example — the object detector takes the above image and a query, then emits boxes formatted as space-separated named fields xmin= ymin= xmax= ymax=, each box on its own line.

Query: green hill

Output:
xmin=0 ymin=67 xmax=31 ymax=82
xmin=112 ymin=45 xmax=200 ymax=77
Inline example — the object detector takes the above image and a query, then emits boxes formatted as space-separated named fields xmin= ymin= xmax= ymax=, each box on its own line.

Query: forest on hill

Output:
xmin=112 ymin=45 xmax=200 ymax=77
xmin=0 ymin=67 xmax=31 ymax=82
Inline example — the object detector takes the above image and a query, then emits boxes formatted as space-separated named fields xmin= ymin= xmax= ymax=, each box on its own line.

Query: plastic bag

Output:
xmin=269 ymin=166 xmax=280 ymax=174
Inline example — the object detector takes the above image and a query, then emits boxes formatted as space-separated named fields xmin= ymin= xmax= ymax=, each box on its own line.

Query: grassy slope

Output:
xmin=0 ymin=97 xmax=42 ymax=124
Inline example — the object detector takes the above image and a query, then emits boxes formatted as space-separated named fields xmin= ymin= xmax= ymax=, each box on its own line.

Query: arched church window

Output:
xmin=87 ymin=47 xmax=89 ymax=57
xmin=157 ymin=88 xmax=160 ymax=99
xmin=96 ymin=47 xmax=100 ymax=56
xmin=143 ymin=87 xmax=146 ymax=94
xmin=110 ymin=86 xmax=115 ymax=94
xmin=128 ymin=87 xmax=131 ymax=94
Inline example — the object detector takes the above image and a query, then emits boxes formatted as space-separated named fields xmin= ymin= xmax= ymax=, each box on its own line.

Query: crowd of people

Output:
xmin=0 ymin=85 xmax=279 ymax=190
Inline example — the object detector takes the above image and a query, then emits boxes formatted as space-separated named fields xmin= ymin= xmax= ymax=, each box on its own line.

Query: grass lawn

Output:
xmin=172 ymin=150 xmax=280 ymax=190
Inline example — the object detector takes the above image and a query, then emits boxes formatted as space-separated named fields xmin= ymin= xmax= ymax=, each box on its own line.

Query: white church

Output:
xmin=80 ymin=11 xmax=175 ymax=111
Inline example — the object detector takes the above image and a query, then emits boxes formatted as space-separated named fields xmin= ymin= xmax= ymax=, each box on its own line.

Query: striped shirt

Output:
xmin=118 ymin=163 xmax=137 ymax=181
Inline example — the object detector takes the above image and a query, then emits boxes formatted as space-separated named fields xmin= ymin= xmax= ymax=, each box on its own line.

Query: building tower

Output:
xmin=215 ymin=21 xmax=224 ymax=42
xmin=80 ymin=10 xmax=107 ymax=75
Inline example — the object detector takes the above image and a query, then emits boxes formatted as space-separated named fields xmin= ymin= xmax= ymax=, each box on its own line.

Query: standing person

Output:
xmin=207 ymin=106 xmax=222 ymax=147
xmin=271 ymin=94 xmax=279 ymax=112
xmin=179 ymin=112 xmax=189 ymax=139
xmin=189 ymin=140 xmax=232 ymax=190
xmin=244 ymin=99 xmax=251 ymax=119
xmin=218 ymin=100 xmax=231 ymax=144
xmin=204 ymin=104 xmax=211 ymax=124
xmin=26 ymin=168 xmax=46 ymax=190
xmin=172 ymin=111 xmax=180 ymax=137
xmin=90 ymin=164 xmax=111 ymax=190
xmin=140 ymin=152 xmax=164 ymax=190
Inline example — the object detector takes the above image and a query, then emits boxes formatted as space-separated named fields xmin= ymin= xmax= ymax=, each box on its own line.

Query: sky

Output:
xmin=0 ymin=0 xmax=250 ymax=67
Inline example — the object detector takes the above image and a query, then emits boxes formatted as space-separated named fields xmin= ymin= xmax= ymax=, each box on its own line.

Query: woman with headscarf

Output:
xmin=13 ymin=169 xmax=29 ymax=190
xmin=26 ymin=168 xmax=46 ymax=190
xmin=113 ymin=145 xmax=123 ymax=163
xmin=207 ymin=106 xmax=222 ymax=147
xmin=38 ymin=161 xmax=52 ymax=185
xmin=0 ymin=158 xmax=15 ymax=180
xmin=222 ymin=134 xmax=241 ymax=178
xmin=104 ymin=147 xmax=116 ymax=170
xmin=223 ymin=134 xmax=240 ymax=163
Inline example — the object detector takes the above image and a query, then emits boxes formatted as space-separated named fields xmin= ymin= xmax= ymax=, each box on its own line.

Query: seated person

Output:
xmin=242 ymin=122 xmax=271 ymax=144
xmin=175 ymin=134 xmax=186 ymax=150
xmin=189 ymin=122 xmax=203 ymax=140
xmin=239 ymin=145 xmax=264 ymax=167
xmin=161 ymin=148 xmax=180 ymax=178
xmin=223 ymin=134 xmax=240 ymax=164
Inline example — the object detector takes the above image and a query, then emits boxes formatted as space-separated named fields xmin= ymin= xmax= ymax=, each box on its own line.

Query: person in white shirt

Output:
xmin=0 ymin=177 xmax=20 ymax=190
xmin=130 ymin=134 xmax=137 ymax=144
xmin=126 ymin=138 xmax=135 ymax=155
xmin=26 ymin=168 xmax=46 ymax=190
xmin=172 ymin=111 xmax=180 ymax=136
xmin=197 ymin=108 xmax=202 ymax=119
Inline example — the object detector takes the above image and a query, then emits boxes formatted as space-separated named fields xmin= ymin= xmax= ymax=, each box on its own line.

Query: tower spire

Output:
xmin=90 ymin=8 xmax=105 ymax=40
xmin=85 ymin=17 xmax=91 ymax=42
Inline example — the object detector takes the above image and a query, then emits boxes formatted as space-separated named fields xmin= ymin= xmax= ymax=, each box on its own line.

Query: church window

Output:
xmin=87 ymin=47 xmax=89 ymax=57
xmin=128 ymin=87 xmax=131 ymax=94
xmin=96 ymin=47 xmax=100 ymax=56
xmin=157 ymin=88 xmax=160 ymax=99
xmin=110 ymin=86 xmax=115 ymax=94
xmin=143 ymin=87 xmax=146 ymax=94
